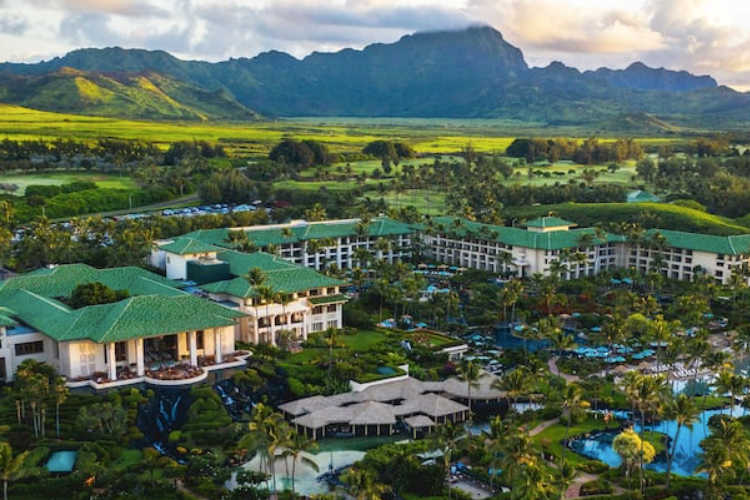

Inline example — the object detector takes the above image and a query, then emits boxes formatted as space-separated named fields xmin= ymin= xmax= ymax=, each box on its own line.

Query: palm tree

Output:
xmin=52 ymin=376 xmax=68 ymax=438
xmin=341 ymin=468 xmax=390 ymax=500
xmin=538 ymin=317 xmax=575 ymax=355
xmin=560 ymin=384 xmax=587 ymax=447
xmin=629 ymin=374 xmax=668 ymax=494
xmin=661 ymin=394 xmax=699 ymax=488
xmin=457 ymin=359 xmax=481 ymax=422
xmin=0 ymin=442 xmax=29 ymax=500
xmin=278 ymin=430 xmax=318 ymax=493
xmin=493 ymin=368 xmax=529 ymax=411
xmin=431 ymin=423 xmax=462 ymax=498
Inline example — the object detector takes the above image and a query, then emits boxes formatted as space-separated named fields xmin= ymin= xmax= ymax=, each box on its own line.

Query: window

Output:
xmin=327 ymin=320 xmax=338 ymax=329
xmin=196 ymin=331 xmax=204 ymax=349
xmin=15 ymin=341 xmax=43 ymax=356
xmin=115 ymin=341 xmax=127 ymax=362
xmin=166 ymin=256 xmax=171 ymax=264
xmin=327 ymin=304 xmax=337 ymax=313
xmin=312 ymin=306 xmax=324 ymax=314
xmin=312 ymin=322 xmax=324 ymax=332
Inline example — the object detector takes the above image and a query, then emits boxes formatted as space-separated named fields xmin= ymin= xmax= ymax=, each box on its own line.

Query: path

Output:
xmin=549 ymin=356 xmax=580 ymax=383
xmin=565 ymin=472 xmax=598 ymax=498
xmin=529 ymin=418 xmax=559 ymax=436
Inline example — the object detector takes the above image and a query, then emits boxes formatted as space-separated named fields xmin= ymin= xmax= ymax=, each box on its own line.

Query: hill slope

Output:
xmin=1 ymin=25 xmax=750 ymax=127
xmin=0 ymin=68 xmax=260 ymax=121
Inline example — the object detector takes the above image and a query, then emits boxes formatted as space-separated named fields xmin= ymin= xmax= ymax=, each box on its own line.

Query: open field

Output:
xmin=0 ymin=172 xmax=137 ymax=195
xmin=0 ymin=104 xmax=680 ymax=156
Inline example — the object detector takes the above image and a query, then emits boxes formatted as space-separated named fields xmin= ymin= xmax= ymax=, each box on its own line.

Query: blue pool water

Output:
xmin=494 ymin=325 xmax=549 ymax=352
xmin=46 ymin=450 xmax=77 ymax=473
xmin=570 ymin=406 xmax=749 ymax=477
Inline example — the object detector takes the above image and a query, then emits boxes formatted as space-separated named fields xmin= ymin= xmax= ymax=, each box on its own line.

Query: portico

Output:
xmin=101 ymin=326 xmax=234 ymax=382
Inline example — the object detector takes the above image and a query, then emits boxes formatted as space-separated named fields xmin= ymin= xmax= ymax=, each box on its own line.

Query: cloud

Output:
xmin=0 ymin=14 xmax=27 ymax=34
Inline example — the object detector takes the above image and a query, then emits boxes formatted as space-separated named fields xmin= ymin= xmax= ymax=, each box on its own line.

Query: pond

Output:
xmin=229 ymin=437 xmax=404 ymax=495
xmin=569 ymin=406 xmax=750 ymax=477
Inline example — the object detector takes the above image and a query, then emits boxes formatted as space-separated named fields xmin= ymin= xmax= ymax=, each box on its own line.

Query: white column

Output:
xmin=107 ymin=342 xmax=117 ymax=381
xmin=189 ymin=331 xmax=198 ymax=367
xmin=214 ymin=329 xmax=223 ymax=363
xmin=136 ymin=338 xmax=144 ymax=376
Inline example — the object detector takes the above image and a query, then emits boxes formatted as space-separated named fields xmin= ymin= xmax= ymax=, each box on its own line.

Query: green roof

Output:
xmin=648 ymin=229 xmax=750 ymax=256
xmin=430 ymin=217 xmax=623 ymax=250
xmin=201 ymin=251 xmax=346 ymax=297
xmin=0 ymin=290 xmax=245 ymax=343
xmin=309 ymin=294 xmax=349 ymax=305
xmin=158 ymin=237 xmax=222 ymax=255
xmin=627 ymin=190 xmax=660 ymax=203
xmin=0 ymin=264 xmax=183 ymax=299
xmin=525 ymin=216 xmax=575 ymax=228
xmin=183 ymin=217 xmax=414 ymax=249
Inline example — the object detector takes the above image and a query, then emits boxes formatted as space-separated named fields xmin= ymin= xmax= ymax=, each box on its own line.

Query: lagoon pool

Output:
xmin=570 ymin=406 xmax=749 ymax=477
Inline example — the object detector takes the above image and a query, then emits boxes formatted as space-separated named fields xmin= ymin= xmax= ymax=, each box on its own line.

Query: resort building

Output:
xmin=172 ymin=216 xmax=414 ymax=271
xmin=279 ymin=374 xmax=503 ymax=439
xmin=422 ymin=216 xmax=750 ymax=285
xmin=150 ymin=241 xmax=348 ymax=346
xmin=0 ymin=264 xmax=247 ymax=387
xmin=422 ymin=216 xmax=625 ymax=279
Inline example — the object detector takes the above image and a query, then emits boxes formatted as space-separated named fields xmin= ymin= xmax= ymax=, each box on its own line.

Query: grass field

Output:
xmin=0 ymin=104 xmax=679 ymax=156
xmin=505 ymin=202 xmax=750 ymax=235
xmin=0 ymin=172 xmax=137 ymax=195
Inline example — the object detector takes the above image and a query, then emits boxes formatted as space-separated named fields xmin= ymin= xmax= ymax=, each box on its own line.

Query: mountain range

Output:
xmin=1 ymin=25 xmax=749 ymax=129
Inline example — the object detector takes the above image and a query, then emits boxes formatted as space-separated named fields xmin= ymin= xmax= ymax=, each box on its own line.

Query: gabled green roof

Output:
xmin=0 ymin=264 xmax=183 ymax=299
xmin=183 ymin=217 xmax=414 ymax=248
xmin=627 ymin=190 xmax=660 ymax=203
xmin=158 ymin=237 xmax=222 ymax=255
xmin=647 ymin=229 xmax=750 ymax=256
xmin=525 ymin=216 xmax=575 ymax=228
xmin=200 ymin=251 xmax=346 ymax=297
xmin=430 ymin=217 xmax=623 ymax=250
xmin=0 ymin=290 xmax=245 ymax=343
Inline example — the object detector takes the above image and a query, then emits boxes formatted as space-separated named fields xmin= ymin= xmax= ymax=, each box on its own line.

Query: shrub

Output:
xmin=580 ymin=478 xmax=613 ymax=496
xmin=577 ymin=460 xmax=609 ymax=474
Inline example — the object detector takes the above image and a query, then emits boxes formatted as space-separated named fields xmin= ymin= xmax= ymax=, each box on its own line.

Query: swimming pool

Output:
xmin=46 ymin=450 xmax=77 ymax=473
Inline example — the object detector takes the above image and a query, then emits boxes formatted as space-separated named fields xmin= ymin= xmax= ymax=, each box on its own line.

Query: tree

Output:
xmin=613 ymin=429 xmax=655 ymax=484
xmin=661 ymin=394 xmax=699 ymax=488
xmin=69 ymin=282 xmax=129 ymax=308
xmin=282 ymin=431 xmax=319 ymax=494
xmin=431 ymin=423 xmax=462 ymax=498
xmin=560 ymin=384 xmax=588 ymax=446
xmin=52 ymin=376 xmax=68 ymax=438
xmin=304 ymin=203 xmax=327 ymax=222
xmin=494 ymin=367 xmax=529 ymax=410
xmin=0 ymin=442 xmax=29 ymax=500
xmin=341 ymin=467 xmax=390 ymax=500
xmin=457 ymin=359 xmax=481 ymax=421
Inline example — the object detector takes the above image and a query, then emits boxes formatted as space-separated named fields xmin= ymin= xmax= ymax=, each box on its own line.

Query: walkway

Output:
xmin=565 ymin=472 xmax=598 ymax=498
xmin=548 ymin=357 xmax=580 ymax=383
xmin=528 ymin=418 xmax=559 ymax=436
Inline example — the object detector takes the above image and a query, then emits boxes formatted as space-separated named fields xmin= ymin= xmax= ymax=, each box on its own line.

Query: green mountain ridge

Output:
xmin=1 ymin=25 xmax=749 ymax=129
xmin=0 ymin=68 xmax=260 ymax=121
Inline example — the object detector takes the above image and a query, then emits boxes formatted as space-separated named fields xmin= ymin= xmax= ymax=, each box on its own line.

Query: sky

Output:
xmin=2 ymin=0 xmax=750 ymax=90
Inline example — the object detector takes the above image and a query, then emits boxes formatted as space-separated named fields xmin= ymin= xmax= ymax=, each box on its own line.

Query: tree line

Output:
xmin=506 ymin=137 xmax=644 ymax=164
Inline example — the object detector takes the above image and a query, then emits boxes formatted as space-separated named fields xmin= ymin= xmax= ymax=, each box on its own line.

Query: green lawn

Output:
xmin=533 ymin=416 xmax=621 ymax=465
xmin=362 ymin=189 xmax=447 ymax=215
xmin=0 ymin=172 xmax=137 ymax=196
